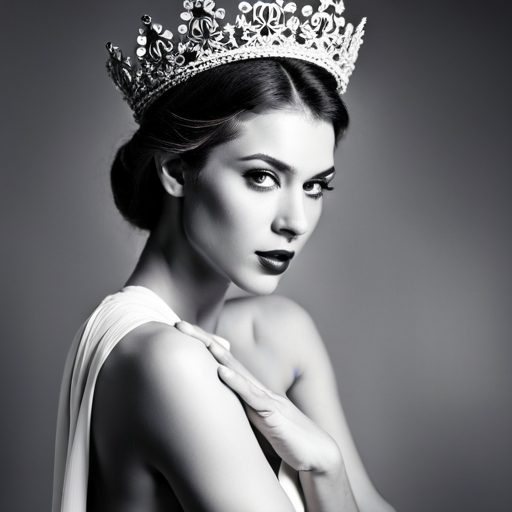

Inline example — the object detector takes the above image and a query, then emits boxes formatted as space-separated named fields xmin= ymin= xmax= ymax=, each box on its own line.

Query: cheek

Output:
xmin=181 ymin=177 xmax=264 ymax=264
xmin=300 ymin=201 xmax=323 ymax=245
xmin=182 ymin=186 xmax=230 ymax=256
xmin=311 ymin=201 xmax=323 ymax=229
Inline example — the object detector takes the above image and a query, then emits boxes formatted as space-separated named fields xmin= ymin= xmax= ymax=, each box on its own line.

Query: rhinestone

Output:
xmin=137 ymin=35 xmax=147 ymax=45
xmin=183 ymin=0 xmax=193 ymax=9
xmin=239 ymin=2 xmax=252 ymax=14
xmin=178 ymin=24 xmax=188 ymax=34
xmin=181 ymin=12 xmax=192 ymax=21
xmin=136 ymin=47 xmax=146 ymax=57
xmin=162 ymin=30 xmax=173 ymax=39
xmin=284 ymin=2 xmax=297 ymax=13
xmin=216 ymin=8 xmax=226 ymax=19
xmin=302 ymin=5 xmax=313 ymax=17
xmin=153 ymin=23 xmax=163 ymax=34
xmin=141 ymin=14 xmax=151 ymax=25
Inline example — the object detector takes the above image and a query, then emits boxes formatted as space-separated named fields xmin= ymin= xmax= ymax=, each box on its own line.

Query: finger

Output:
xmin=211 ymin=334 xmax=230 ymax=351
xmin=175 ymin=321 xmax=213 ymax=347
xmin=218 ymin=365 xmax=275 ymax=417
xmin=176 ymin=322 xmax=231 ymax=351
xmin=177 ymin=322 xmax=236 ymax=369
xmin=208 ymin=343 xmax=268 ymax=390
xmin=176 ymin=322 xmax=267 ymax=391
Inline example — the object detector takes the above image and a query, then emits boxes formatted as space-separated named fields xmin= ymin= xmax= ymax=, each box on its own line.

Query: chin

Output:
xmin=231 ymin=273 xmax=281 ymax=296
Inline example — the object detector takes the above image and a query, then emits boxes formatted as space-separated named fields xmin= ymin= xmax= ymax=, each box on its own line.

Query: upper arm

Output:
xmin=253 ymin=297 xmax=391 ymax=511
xmin=92 ymin=324 xmax=295 ymax=512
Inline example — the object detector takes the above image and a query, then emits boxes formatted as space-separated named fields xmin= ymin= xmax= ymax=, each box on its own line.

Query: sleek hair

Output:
xmin=111 ymin=58 xmax=349 ymax=231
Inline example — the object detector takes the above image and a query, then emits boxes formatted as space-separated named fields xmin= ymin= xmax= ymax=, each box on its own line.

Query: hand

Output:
xmin=175 ymin=321 xmax=342 ymax=475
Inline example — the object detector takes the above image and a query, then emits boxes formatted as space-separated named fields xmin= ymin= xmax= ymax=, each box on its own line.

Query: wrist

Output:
xmin=299 ymin=448 xmax=358 ymax=512
xmin=307 ymin=437 xmax=344 ymax=476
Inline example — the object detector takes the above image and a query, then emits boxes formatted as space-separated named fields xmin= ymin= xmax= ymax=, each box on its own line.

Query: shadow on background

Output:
xmin=1 ymin=1 xmax=511 ymax=511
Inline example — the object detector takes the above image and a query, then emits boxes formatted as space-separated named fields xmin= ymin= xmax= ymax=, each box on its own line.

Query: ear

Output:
xmin=155 ymin=152 xmax=185 ymax=197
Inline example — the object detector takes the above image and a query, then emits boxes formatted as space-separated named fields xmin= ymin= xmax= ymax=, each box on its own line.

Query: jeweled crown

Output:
xmin=106 ymin=0 xmax=366 ymax=122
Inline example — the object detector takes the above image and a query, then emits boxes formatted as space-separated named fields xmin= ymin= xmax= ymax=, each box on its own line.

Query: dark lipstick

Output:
xmin=255 ymin=250 xmax=295 ymax=274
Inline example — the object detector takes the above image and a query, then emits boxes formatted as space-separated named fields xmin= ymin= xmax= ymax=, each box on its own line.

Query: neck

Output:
xmin=125 ymin=198 xmax=230 ymax=333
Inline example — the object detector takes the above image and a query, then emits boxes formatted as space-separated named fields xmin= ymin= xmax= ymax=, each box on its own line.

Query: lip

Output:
xmin=255 ymin=250 xmax=295 ymax=275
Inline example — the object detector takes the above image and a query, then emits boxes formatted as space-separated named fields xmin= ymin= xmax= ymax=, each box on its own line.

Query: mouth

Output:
xmin=255 ymin=250 xmax=295 ymax=275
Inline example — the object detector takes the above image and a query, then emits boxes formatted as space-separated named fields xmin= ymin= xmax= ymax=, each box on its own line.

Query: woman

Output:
xmin=53 ymin=2 xmax=395 ymax=511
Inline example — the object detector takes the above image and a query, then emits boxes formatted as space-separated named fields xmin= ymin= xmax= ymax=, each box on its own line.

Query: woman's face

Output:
xmin=181 ymin=109 xmax=336 ymax=295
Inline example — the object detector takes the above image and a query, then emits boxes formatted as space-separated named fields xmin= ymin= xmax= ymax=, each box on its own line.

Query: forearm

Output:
xmin=299 ymin=452 xmax=359 ymax=512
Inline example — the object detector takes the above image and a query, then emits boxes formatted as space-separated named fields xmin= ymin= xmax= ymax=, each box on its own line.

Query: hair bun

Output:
xmin=110 ymin=137 xmax=163 ymax=231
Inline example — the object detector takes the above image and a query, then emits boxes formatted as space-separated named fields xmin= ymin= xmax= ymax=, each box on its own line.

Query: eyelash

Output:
xmin=243 ymin=169 xmax=279 ymax=192
xmin=242 ymin=169 xmax=334 ymax=199
xmin=304 ymin=180 xmax=334 ymax=200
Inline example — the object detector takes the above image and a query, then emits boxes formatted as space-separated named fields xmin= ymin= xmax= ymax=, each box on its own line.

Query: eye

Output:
xmin=303 ymin=182 xmax=323 ymax=195
xmin=303 ymin=180 xmax=334 ymax=199
xmin=243 ymin=170 xmax=280 ymax=191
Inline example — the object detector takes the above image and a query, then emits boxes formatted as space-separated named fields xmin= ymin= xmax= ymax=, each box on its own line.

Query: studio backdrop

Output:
xmin=1 ymin=1 xmax=511 ymax=511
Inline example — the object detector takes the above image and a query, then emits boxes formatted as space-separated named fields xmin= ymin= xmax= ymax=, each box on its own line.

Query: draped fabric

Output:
xmin=52 ymin=286 xmax=304 ymax=512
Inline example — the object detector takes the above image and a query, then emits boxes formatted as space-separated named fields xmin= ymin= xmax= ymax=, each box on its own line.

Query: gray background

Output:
xmin=1 ymin=0 xmax=511 ymax=510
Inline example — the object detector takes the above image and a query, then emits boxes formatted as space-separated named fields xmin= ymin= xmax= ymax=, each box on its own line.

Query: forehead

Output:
xmin=214 ymin=109 xmax=336 ymax=174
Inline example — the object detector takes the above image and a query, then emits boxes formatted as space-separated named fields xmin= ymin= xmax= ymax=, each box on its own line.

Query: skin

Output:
xmin=87 ymin=109 xmax=395 ymax=511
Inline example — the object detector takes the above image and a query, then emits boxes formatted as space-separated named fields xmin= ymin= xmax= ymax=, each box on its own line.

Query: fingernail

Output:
xmin=218 ymin=365 xmax=233 ymax=378
xmin=176 ymin=321 xmax=192 ymax=333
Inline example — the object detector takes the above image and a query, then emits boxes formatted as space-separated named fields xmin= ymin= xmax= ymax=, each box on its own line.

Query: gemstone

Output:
xmin=153 ymin=23 xmax=163 ymax=34
xmin=302 ymin=6 xmax=313 ymax=17
xmin=178 ymin=24 xmax=188 ymax=34
xmin=180 ymin=12 xmax=192 ymax=21
xmin=284 ymin=2 xmax=297 ymax=13
xmin=239 ymin=2 xmax=252 ymax=14
xmin=137 ymin=36 xmax=147 ymax=45
xmin=141 ymin=15 xmax=151 ymax=25
xmin=216 ymin=8 xmax=226 ymax=19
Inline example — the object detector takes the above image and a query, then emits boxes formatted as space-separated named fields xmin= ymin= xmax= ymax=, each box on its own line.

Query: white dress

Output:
xmin=52 ymin=286 xmax=304 ymax=512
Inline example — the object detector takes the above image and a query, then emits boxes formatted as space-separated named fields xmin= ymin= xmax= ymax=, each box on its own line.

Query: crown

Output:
xmin=106 ymin=0 xmax=366 ymax=122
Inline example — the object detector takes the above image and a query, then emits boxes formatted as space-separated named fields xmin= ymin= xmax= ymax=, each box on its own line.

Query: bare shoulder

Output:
xmin=96 ymin=322 xmax=217 ymax=400
xmin=92 ymin=322 xmax=226 ymax=461
xmin=95 ymin=321 xmax=221 ymax=415
xmin=223 ymin=294 xmax=313 ymax=327
xmin=220 ymin=295 xmax=324 ymax=377
xmin=103 ymin=321 xmax=215 ymax=375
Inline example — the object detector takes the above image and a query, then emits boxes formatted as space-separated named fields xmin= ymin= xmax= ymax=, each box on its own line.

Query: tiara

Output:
xmin=106 ymin=0 xmax=366 ymax=122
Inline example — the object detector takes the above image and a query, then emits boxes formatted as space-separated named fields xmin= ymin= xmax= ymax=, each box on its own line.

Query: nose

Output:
xmin=271 ymin=189 xmax=308 ymax=242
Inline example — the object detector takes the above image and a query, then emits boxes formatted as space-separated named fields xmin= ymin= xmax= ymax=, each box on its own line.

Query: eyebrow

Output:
xmin=239 ymin=153 xmax=336 ymax=180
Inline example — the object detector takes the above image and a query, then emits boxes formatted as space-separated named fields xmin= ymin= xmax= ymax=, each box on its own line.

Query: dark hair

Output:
xmin=111 ymin=58 xmax=349 ymax=231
